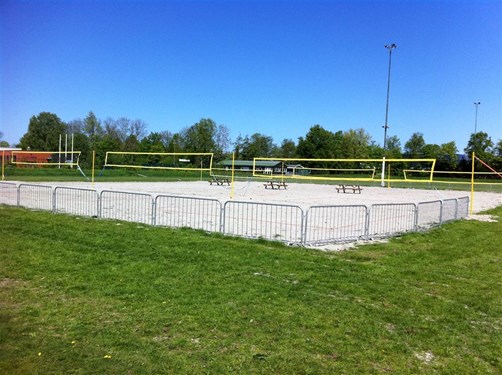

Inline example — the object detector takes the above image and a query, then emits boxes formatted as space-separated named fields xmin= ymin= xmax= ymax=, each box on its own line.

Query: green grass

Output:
xmin=1 ymin=206 xmax=501 ymax=373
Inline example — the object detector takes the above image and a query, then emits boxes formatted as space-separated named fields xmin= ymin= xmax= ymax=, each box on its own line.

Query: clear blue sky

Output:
xmin=1 ymin=0 xmax=501 ymax=153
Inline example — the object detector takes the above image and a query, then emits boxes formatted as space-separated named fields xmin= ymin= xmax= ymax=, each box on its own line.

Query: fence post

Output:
xmin=364 ymin=206 xmax=370 ymax=240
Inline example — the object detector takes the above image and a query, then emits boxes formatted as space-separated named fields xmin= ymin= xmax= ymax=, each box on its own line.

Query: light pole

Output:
xmin=473 ymin=101 xmax=480 ymax=134
xmin=381 ymin=43 xmax=396 ymax=187
xmin=383 ymin=43 xmax=397 ymax=152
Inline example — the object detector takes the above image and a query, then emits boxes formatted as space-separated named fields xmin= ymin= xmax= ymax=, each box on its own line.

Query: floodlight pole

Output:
xmin=473 ymin=101 xmax=480 ymax=134
xmin=381 ymin=43 xmax=396 ymax=187
xmin=383 ymin=43 xmax=396 ymax=152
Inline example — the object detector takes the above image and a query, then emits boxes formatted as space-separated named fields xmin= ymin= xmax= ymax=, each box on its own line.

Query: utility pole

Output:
xmin=383 ymin=43 xmax=397 ymax=152
xmin=473 ymin=101 xmax=480 ymax=133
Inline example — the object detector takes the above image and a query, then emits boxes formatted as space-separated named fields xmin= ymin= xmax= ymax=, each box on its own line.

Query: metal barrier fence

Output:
xmin=416 ymin=200 xmax=442 ymax=230
xmin=100 ymin=190 xmax=154 ymax=225
xmin=0 ymin=182 xmax=17 ymax=206
xmin=54 ymin=187 xmax=99 ymax=217
xmin=155 ymin=195 xmax=221 ymax=232
xmin=18 ymin=183 xmax=53 ymax=211
xmin=368 ymin=203 xmax=417 ymax=239
xmin=0 ymin=182 xmax=473 ymax=246
xmin=223 ymin=201 xmax=304 ymax=243
xmin=304 ymin=205 xmax=368 ymax=245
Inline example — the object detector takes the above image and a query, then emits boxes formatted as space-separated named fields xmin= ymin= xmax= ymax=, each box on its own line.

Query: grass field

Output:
xmin=1 ymin=205 xmax=501 ymax=374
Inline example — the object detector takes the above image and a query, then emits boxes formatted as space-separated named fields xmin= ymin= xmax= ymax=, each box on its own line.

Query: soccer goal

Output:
xmin=253 ymin=157 xmax=437 ymax=184
xmin=11 ymin=150 xmax=81 ymax=167
xmin=104 ymin=152 xmax=214 ymax=172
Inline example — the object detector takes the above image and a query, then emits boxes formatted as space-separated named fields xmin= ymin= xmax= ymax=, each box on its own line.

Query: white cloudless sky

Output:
xmin=1 ymin=0 xmax=501 ymax=152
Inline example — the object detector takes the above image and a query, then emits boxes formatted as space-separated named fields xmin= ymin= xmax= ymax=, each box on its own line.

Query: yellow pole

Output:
xmin=230 ymin=152 xmax=235 ymax=199
xmin=470 ymin=152 xmax=475 ymax=215
xmin=92 ymin=150 xmax=96 ymax=186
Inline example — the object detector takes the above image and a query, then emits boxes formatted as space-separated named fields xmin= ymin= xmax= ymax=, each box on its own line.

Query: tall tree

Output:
xmin=181 ymin=118 xmax=218 ymax=154
xmin=384 ymin=135 xmax=402 ymax=158
xmin=276 ymin=139 xmax=297 ymax=158
xmin=404 ymin=132 xmax=426 ymax=158
xmin=297 ymin=125 xmax=343 ymax=159
xmin=341 ymin=128 xmax=372 ymax=159
xmin=437 ymin=141 xmax=458 ymax=170
xmin=83 ymin=111 xmax=103 ymax=148
xmin=19 ymin=112 xmax=67 ymax=150
xmin=464 ymin=132 xmax=494 ymax=167
xmin=240 ymin=133 xmax=276 ymax=159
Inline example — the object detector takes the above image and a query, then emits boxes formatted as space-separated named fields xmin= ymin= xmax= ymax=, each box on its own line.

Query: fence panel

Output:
xmin=304 ymin=205 xmax=368 ymax=244
xmin=54 ymin=187 xmax=99 ymax=217
xmin=155 ymin=195 xmax=222 ymax=232
xmin=0 ymin=182 xmax=18 ymax=206
xmin=456 ymin=196 xmax=469 ymax=219
xmin=416 ymin=200 xmax=442 ymax=230
xmin=441 ymin=199 xmax=458 ymax=223
xmin=18 ymin=184 xmax=53 ymax=211
xmin=368 ymin=203 xmax=417 ymax=238
xmin=100 ymin=190 xmax=154 ymax=224
xmin=223 ymin=201 xmax=304 ymax=244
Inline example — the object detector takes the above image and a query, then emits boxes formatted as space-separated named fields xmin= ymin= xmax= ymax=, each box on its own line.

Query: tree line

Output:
xmin=6 ymin=111 xmax=502 ymax=172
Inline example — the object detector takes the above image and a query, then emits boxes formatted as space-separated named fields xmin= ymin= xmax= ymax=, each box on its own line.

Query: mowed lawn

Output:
xmin=1 ymin=205 xmax=500 ymax=374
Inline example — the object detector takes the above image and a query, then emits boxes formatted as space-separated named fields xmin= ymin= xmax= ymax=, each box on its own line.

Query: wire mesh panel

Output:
xmin=456 ymin=196 xmax=469 ymax=219
xmin=54 ymin=187 xmax=99 ymax=217
xmin=304 ymin=205 xmax=368 ymax=244
xmin=416 ymin=200 xmax=442 ymax=230
xmin=100 ymin=190 xmax=154 ymax=224
xmin=0 ymin=182 xmax=18 ymax=206
xmin=368 ymin=203 xmax=417 ymax=238
xmin=155 ymin=195 xmax=222 ymax=232
xmin=18 ymin=184 xmax=53 ymax=211
xmin=441 ymin=198 xmax=458 ymax=223
xmin=223 ymin=201 xmax=304 ymax=244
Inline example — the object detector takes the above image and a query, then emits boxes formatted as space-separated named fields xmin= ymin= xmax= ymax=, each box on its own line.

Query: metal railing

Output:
xmin=0 ymin=182 xmax=473 ymax=246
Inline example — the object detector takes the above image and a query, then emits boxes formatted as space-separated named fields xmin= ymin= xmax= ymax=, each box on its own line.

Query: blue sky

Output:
xmin=1 ymin=0 xmax=501 ymax=153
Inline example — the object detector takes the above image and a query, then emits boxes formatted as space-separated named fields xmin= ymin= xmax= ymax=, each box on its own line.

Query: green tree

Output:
xmin=404 ymin=132 xmax=426 ymax=158
xmin=297 ymin=125 xmax=343 ymax=160
xmin=341 ymin=128 xmax=372 ymax=159
xmin=83 ymin=111 xmax=103 ymax=149
xmin=495 ymin=139 xmax=502 ymax=158
xmin=140 ymin=132 xmax=166 ymax=164
xmin=464 ymin=132 xmax=494 ymax=169
xmin=240 ymin=133 xmax=276 ymax=159
xmin=19 ymin=112 xmax=67 ymax=150
xmin=383 ymin=135 xmax=402 ymax=158
xmin=182 ymin=118 xmax=218 ymax=154
xmin=436 ymin=141 xmax=458 ymax=170
xmin=275 ymin=139 xmax=297 ymax=158
xmin=72 ymin=133 xmax=91 ymax=167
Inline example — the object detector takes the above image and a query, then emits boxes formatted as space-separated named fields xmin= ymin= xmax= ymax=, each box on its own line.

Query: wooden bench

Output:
xmin=209 ymin=176 xmax=230 ymax=186
xmin=336 ymin=184 xmax=362 ymax=194
xmin=263 ymin=181 xmax=288 ymax=190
